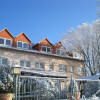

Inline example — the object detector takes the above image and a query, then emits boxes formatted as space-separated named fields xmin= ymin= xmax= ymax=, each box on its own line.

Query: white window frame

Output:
xmin=35 ymin=62 xmax=45 ymax=70
xmin=0 ymin=37 xmax=12 ymax=47
xmin=49 ymin=64 xmax=54 ymax=71
xmin=73 ymin=52 xmax=81 ymax=58
xmin=17 ymin=41 xmax=29 ymax=49
xmin=0 ymin=57 xmax=8 ymax=66
xmin=70 ymin=66 xmax=74 ymax=73
xmin=20 ymin=60 xmax=30 ymax=68
xmin=41 ymin=46 xmax=51 ymax=53
xmin=77 ymin=67 xmax=83 ymax=73
xmin=59 ymin=64 xmax=66 ymax=72
xmin=56 ymin=49 xmax=64 ymax=55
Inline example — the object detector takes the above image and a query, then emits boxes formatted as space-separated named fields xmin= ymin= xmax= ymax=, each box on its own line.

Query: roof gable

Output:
xmin=0 ymin=29 xmax=14 ymax=39
xmin=39 ymin=38 xmax=54 ymax=47
xmin=56 ymin=42 xmax=66 ymax=50
xmin=15 ymin=33 xmax=31 ymax=43
xmin=56 ymin=42 xmax=62 ymax=48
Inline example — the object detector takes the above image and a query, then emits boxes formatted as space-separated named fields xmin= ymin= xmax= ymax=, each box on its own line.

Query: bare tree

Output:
xmin=97 ymin=0 xmax=100 ymax=18
xmin=62 ymin=19 xmax=100 ymax=75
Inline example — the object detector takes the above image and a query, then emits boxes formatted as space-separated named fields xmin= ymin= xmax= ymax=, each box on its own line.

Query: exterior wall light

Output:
xmin=11 ymin=65 xmax=21 ymax=100
xmin=11 ymin=65 xmax=21 ymax=75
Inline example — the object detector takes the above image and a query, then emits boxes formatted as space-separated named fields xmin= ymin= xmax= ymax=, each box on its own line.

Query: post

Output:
xmin=11 ymin=65 xmax=21 ymax=100
xmin=18 ymin=76 xmax=20 ymax=100
xmin=15 ymin=75 xmax=18 ymax=100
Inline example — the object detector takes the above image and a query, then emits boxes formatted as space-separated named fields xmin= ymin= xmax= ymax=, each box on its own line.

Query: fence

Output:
xmin=16 ymin=75 xmax=68 ymax=100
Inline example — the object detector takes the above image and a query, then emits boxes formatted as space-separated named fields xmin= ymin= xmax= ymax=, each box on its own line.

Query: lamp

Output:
xmin=11 ymin=65 xmax=21 ymax=75
xmin=11 ymin=65 xmax=21 ymax=100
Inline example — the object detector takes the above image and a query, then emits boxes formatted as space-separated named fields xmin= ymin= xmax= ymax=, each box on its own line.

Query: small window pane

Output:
xmin=74 ymin=52 xmax=81 ymax=58
xmin=56 ymin=49 xmax=60 ymax=55
xmin=70 ymin=66 xmax=74 ymax=72
xmin=2 ymin=58 xmax=7 ymax=65
xmin=50 ymin=64 xmax=54 ymax=70
xmin=59 ymin=64 xmax=66 ymax=72
xmin=61 ymin=50 xmax=64 ymax=55
xmin=42 ymin=47 xmax=46 ymax=52
xmin=0 ymin=38 xmax=4 ymax=45
xmin=6 ymin=39 xmax=11 ymax=46
xmin=78 ymin=67 xmax=83 ymax=73
xmin=20 ymin=61 xmax=24 ymax=67
xmin=26 ymin=61 xmax=30 ymax=67
xmin=18 ymin=42 xmax=22 ymax=48
xmin=35 ymin=63 xmax=39 ymax=68
xmin=40 ymin=63 xmax=45 ymax=69
xmin=23 ymin=43 xmax=28 ymax=49
xmin=47 ymin=47 xmax=51 ymax=52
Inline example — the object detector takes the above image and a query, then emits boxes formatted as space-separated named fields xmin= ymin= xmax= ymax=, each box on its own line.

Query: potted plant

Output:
xmin=0 ymin=66 xmax=14 ymax=100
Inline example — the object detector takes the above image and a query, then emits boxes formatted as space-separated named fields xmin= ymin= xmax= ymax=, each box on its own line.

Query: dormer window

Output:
xmin=56 ymin=49 xmax=64 ymax=55
xmin=17 ymin=41 xmax=29 ymax=49
xmin=42 ymin=46 xmax=46 ymax=52
xmin=6 ymin=39 xmax=11 ymax=46
xmin=18 ymin=42 xmax=22 ymax=48
xmin=73 ymin=52 xmax=81 ymax=58
xmin=0 ymin=38 xmax=11 ymax=47
xmin=41 ymin=46 xmax=51 ymax=53
xmin=23 ymin=43 xmax=28 ymax=48
xmin=0 ymin=38 xmax=4 ymax=45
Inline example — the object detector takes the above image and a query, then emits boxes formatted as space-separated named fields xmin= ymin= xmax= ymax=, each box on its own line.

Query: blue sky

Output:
xmin=0 ymin=0 xmax=97 ymax=43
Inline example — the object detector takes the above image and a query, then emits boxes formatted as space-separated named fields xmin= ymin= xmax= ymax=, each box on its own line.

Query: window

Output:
xmin=18 ymin=42 xmax=22 ymax=48
xmin=20 ymin=60 xmax=30 ymax=67
xmin=20 ymin=61 xmax=24 ymax=67
xmin=23 ymin=43 xmax=28 ymax=49
xmin=49 ymin=64 xmax=54 ymax=71
xmin=47 ymin=47 xmax=51 ymax=53
xmin=56 ymin=49 xmax=64 ymax=56
xmin=6 ymin=39 xmax=11 ymax=46
xmin=41 ymin=46 xmax=51 ymax=53
xmin=0 ymin=58 xmax=8 ymax=66
xmin=42 ymin=46 xmax=46 ymax=52
xmin=77 ymin=67 xmax=83 ymax=73
xmin=35 ymin=62 xmax=45 ymax=70
xmin=0 ymin=38 xmax=4 ymax=45
xmin=0 ymin=38 xmax=11 ymax=47
xmin=40 ymin=63 xmax=44 ymax=69
xmin=26 ymin=61 xmax=30 ymax=67
xmin=59 ymin=64 xmax=66 ymax=72
xmin=56 ymin=49 xmax=60 ymax=55
xmin=70 ymin=66 xmax=74 ymax=72
xmin=17 ymin=41 xmax=29 ymax=49
xmin=74 ymin=52 xmax=81 ymax=58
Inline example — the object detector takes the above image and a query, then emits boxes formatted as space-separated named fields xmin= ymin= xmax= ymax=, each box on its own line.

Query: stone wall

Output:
xmin=0 ymin=47 xmax=85 ymax=79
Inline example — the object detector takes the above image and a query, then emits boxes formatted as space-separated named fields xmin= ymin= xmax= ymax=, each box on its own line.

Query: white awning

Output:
xmin=21 ymin=68 xmax=67 ymax=78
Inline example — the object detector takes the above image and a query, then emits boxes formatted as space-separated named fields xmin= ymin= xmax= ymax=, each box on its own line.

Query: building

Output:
xmin=0 ymin=28 xmax=85 ymax=80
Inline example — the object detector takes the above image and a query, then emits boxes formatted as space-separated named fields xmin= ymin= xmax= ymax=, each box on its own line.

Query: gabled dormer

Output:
xmin=15 ymin=33 xmax=31 ymax=49
xmin=33 ymin=38 xmax=54 ymax=54
xmin=0 ymin=29 xmax=14 ymax=47
xmin=55 ymin=42 xmax=66 ymax=56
